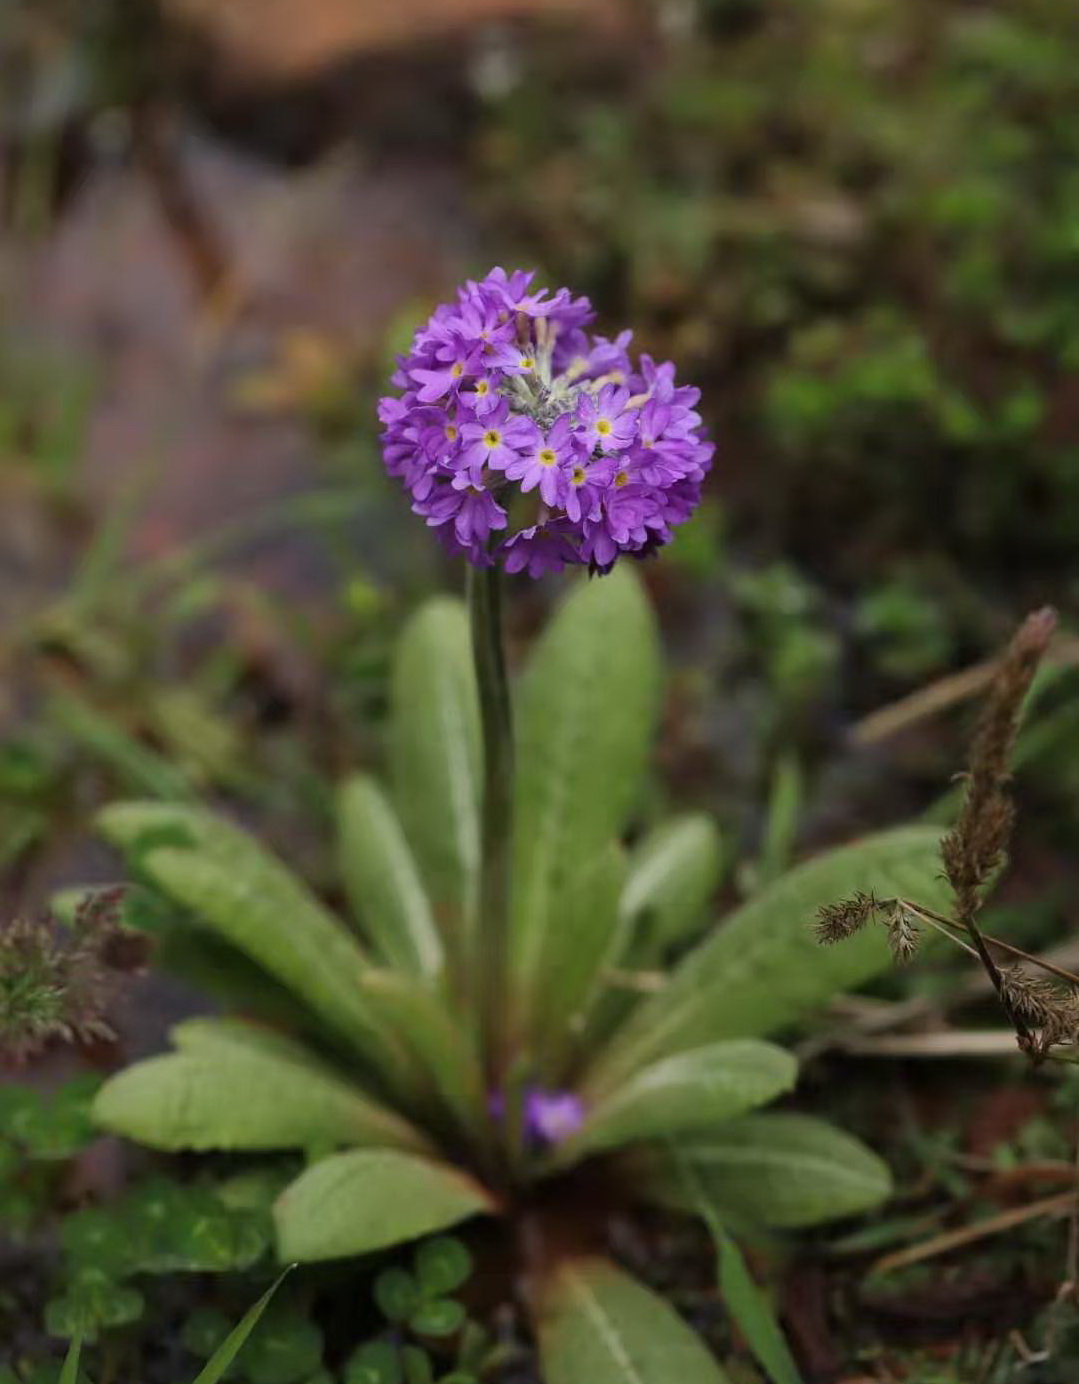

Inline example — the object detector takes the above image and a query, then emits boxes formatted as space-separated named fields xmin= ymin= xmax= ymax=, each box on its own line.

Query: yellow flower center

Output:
xmin=596 ymin=418 xmax=613 ymax=437
xmin=484 ymin=430 xmax=502 ymax=448
xmin=571 ymin=467 xmax=587 ymax=486
xmin=445 ymin=425 xmax=458 ymax=441
xmin=614 ymin=470 xmax=630 ymax=488
xmin=475 ymin=380 xmax=490 ymax=396
xmin=539 ymin=448 xmax=558 ymax=467
xmin=451 ymin=362 xmax=464 ymax=379
xmin=520 ymin=356 xmax=536 ymax=370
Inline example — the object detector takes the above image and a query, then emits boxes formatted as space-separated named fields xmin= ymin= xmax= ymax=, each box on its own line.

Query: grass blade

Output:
xmin=59 ymin=1335 xmax=83 ymax=1384
xmin=189 ymin=1268 xmax=293 ymax=1384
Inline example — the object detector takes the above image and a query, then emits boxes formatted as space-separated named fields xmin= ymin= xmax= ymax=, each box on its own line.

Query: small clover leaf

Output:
xmin=409 ymin=1300 xmax=465 ymax=1339
xmin=413 ymin=1238 xmax=471 ymax=1299
xmin=401 ymin=1346 xmax=434 ymax=1384
xmin=242 ymin=1307 xmax=324 ymax=1384
xmin=345 ymin=1341 xmax=402 ymax=1384
xmin=374 ymin=1268 xmax=420 ymax=1324
xmin=455 ymin=1321 xmax=490 ymax=1373
xmin=45 ymin=1267 xmax=144 ymax=1342
xmin=60 ymin=1207 xmax=137 ymax=1277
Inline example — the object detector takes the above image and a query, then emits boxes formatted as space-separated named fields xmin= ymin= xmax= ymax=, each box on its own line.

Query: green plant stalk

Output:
xmin=467 ymin=564 xmax=514 ymax=1091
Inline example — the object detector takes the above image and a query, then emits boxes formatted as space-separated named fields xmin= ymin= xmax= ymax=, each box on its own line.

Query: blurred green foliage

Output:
xmin=480 ymin=0 xmax=1079 ymax=582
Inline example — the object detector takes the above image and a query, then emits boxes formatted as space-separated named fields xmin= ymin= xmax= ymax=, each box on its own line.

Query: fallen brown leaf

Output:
xmin=167 ymin=0 xmax=631 ymax=80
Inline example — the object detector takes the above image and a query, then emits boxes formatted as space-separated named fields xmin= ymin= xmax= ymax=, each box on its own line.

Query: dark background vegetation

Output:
xmin=2 ymin=1 xmax=1079 ymax=1379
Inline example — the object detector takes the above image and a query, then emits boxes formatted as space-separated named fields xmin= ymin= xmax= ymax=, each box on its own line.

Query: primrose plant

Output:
xmin=93 ymin=270 xmax=949 ymax=1384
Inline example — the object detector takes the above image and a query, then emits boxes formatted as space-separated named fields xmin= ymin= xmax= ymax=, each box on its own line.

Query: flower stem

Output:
xmin=467 ymin=563 xmax=514 ymax=1087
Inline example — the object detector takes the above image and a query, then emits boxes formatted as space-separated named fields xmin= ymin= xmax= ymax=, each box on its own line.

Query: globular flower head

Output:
xmin=379 ymin=269 xmax=713 ymax=574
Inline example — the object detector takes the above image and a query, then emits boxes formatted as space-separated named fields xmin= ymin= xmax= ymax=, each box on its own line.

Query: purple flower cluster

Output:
xmin=379 ymin=268 xmax=713 ymax=575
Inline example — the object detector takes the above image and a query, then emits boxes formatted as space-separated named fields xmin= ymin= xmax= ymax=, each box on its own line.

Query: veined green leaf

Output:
xmin=629 ymin=1114 xmax=893 ymax=1228
xmin=274 ymin=1150 xmax=495 ymax=1262
xmin=190 ymin=1269 xmax=292 ymax=1384
xmin=533 ymin=844 xmax=628 ymax=1075
xmin=536 ymin=1257 xmax=730 ymax=1384
xmin=338 ymin=775 xmax=443 ymax=978
xmin=94 ymin=1025 xmax=430 ymax=1154
xmin=389 ymin=598 xmax=481 ymax=941
xmin=358 ymin=971 xmax=487 ymax=1136
xmin=620 ymin=814 xmax=724 ymax=963
xmin=561 ymin=1041 xmax=796 ymax=1165
xmin=587 ymin=826 xmax=947 ymax=1093
xmin=668 ymin=1142 xmax=803 ymax=1384
xmin=511 ymin=569 xmax=661 ymax=1038
xmin=170 ymin=1016 xmax=337 ymax=1069
xmin=97 ymin=802 xmax=411 ymax=1084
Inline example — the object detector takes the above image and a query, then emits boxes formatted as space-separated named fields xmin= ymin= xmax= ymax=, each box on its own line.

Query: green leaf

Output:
xmin=716 ymin=1230 xmax=802 ymax=1384
xmin=46 ymin=1269 xmax=144 ymax=1342
xmin=94 ymin=1022 xmax=429 ymax=1155
xmin=400 ymin=1347 xmax=433 ymax=1384
xmin=536 ymin=1257 xmax=730 ymax=1384
xmin=96 ymin=802 xmax=411 ymax=1083
xmin=668 ymin=1143 xmax=803 ymax=1384
xmin=410 ymin=1299 xmax=466 ymax=1337
xmin=562 ymin=1041 xmax=796 ymax=1165
xmin=61 ymin=1207 xmax=138 ymax=1276
xmin=338 ymin=775 xmax=443 ymax=979
xmin=274 ymin=1151 xmax=496 ymax=1262
xmin=454 ymin=1320 xmax=489 ymax=1375
xmin=190 ymin=1269 xmax=293 ymax=1384
xmin=117 ymin=1177 xmax=270 ymax=1274
xmin=532 ymin=844 xmax=628 ymax=1074
xmin=511 ymin=569 xmax=661 ymax=1038
xmin=620 ymin=814 xmax=724 ymax=964
xmin=242 ymin=1308 xmax=324 ymax=1384
xmin=8 ymin=1078 xmax=101 ymax=1160
xmin=132 ymin=903 xmax=318 ymax=1036
xmin=357 ymin=972 xmax=487 ymax=1137
xmin=389 ymin=598 xmax=481 ymax=936
xmin=375 ymin=1268 xmax=421 ymax=1322
xmin=629 ymin=1114 xmax=893 ymax=1228
xmin=346 ymin=1343 xmax=402 ymax=1384
xmin=414 ymin=1236 xmax=472 ymax=1297
xmin=49 ymin=690 xmax=195 ymax=801
xmin=59 ymin=1336 xmax=82 ymax=1384
xmin=170 ymin=1016 xmax=337 ymax=1069
xmin=588 ymin=826 xmax=947 ymax=1092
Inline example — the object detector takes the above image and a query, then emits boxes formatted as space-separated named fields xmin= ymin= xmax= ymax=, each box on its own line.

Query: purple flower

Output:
xmin=416 ymin=484 xmax=507 ymax=548
xmin=577 ymin=385 xmax=637 ymax=452
xmin=458 ymin=401 xmax=536 ymax=486
xmin=410 ymin=346 xmax=480 ymax=404
xmin=502 ymin=523 xmax=577 ymax=577
xmin=504 ymin=414 xmax=578 ymax=507
xmin=463 ymin=374 xmax=503 ymax=418
xmin=379 ymin=268 xmax=713 ymax=573
xmin=524 ymin=1090 xmax=586 ymax=1145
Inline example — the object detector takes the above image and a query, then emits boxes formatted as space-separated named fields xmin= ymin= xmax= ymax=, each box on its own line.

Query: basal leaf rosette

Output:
xmin=378 ymin=268 xmax=714 ymax=575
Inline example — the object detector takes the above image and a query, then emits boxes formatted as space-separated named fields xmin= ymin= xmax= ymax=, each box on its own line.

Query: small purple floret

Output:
xmin=379 ymin=268 xmax=713 ymax=574
xmin=524 ymin=1090 xmax=586 ymax=1146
